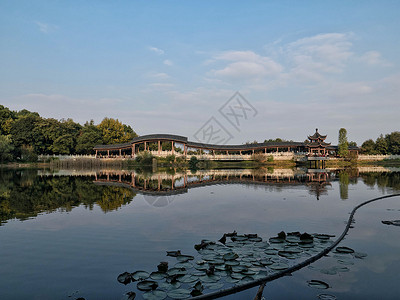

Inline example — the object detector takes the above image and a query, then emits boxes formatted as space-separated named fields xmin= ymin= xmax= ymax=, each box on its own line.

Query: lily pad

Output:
xmin=158 ymin=281 xmax=181 ymax=290
xmin=225 ymin=260 xmax=240 ymax=266
xmin=167 ymin=268 xmax=187 ymax=276
xmin=132 ymin=271 xmax=149 ymax=281
xmin=176 ymin=255 xmax=194 ymax=262
xmin=174 ymin=262 xmax=193 ymax=269
xmin=335 ymin=246 xmax=354 ymax=254
xmin=199 ymin=274 xmax=221 ymax=283
xmin=353 ymin=252 xmax=367 ymax=259
xmin=223 ymin=252 xmax=239 ymax=260
xmin=150 ymin=271 xmax=167 ymax=280
xmin=167 ymin=288 xmax=192 ymax=299
xmin=137 ymin=280 xmax=158 ymax=291
xmin=143 ymin=290 xmax=167 ymax=300
xmin=269 ymin=262 xmax=289 ymax=270
xmin=307 ymin=280 xmax=330 ymax=289
xmin=317 ymin=294 xmax=337 ymax=300
xmin=177 ymin=274 xmax=199 ymax=283
xmin=117 ymin=272 xmax=133 ymax=285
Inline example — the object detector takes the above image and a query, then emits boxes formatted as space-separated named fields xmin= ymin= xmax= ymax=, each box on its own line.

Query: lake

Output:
xmin=0 ymin=167 xmax=399 ymax=300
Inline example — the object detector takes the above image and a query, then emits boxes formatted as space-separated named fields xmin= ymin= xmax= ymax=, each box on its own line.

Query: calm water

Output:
xmin=0 ymin=167 xmax=400 ymax=300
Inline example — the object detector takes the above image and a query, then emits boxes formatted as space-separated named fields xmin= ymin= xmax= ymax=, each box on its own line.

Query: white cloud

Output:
xmin=359 ymin=51 xmax=392 ymax=67
xmin=285 ymin=33 xmax=354 ymax=80
xmin=163 ymin=59 xmax=173 ymax=66
xmin=149 ymin=46 xmax=164 ymax=55
xmin=35 ymin=21 xmax=58 ymax=34
xmin=212 ymin=51 xmax=283 ymax=80
xmin=148 ymin=72 xmax=170 ymax=79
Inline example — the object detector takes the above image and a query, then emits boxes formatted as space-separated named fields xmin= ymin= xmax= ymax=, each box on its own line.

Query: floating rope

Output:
xmin=192 ymin=193 xmax=400 ymax=300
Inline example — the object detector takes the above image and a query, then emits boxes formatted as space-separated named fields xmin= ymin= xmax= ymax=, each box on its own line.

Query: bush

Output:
xmin=267 ymin=155 xmax=274 ymax=162
xmin=135 ymin=151 xmax=153 ymax=165
xmin=166 ymin=154 xmax=176 ymax=164
xmin=189 ymin=156 xmax=199 ymax=169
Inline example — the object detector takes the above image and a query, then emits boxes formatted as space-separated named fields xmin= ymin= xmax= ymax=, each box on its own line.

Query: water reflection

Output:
xmin=1 ymin=167 xmax=399 ymax=225
xmin=0 ymin=169 xmax=136 ymax=225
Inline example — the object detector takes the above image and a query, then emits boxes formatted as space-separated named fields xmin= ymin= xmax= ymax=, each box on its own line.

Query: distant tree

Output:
xmin=338 ymin=128 xmax=349 ymax=157
xmin=21 ymin=145 xmax=38 ymax=162
xmin=375 ymin=134 xmax=388 ymax=154
xmin=348 ymin=141 xmax=357 ymax=147
xmin=98 ymin=118 xmax=138 ymax=144
xmin=361 ymin=139 xmax=376 ymax=154
xmin=51 ymin=134 xmax=75 ymax=154
xmin=0 ymin=135 xmax=14 ymax=163
xmin=386 ymin=131 xmax=400 ymax=155
xmin=0 ymin=105 xmax=15 ymax=135
xmin=76 ymin=121 xmax=103 ymax=154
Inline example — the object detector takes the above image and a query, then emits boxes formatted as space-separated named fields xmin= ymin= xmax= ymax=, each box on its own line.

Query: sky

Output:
xmin=0 ymin=0 xmax=399 ymax=145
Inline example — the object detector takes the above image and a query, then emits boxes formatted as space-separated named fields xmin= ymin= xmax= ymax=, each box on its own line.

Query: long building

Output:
xmin=93 ymin=128 xmax=359 ymax=159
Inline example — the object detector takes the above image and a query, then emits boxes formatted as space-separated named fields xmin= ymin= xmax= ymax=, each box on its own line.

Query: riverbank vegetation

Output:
xmin=0 ymin=105 xmax=136 ymax=163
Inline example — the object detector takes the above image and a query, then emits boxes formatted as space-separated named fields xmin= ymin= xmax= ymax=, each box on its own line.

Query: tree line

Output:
xmin=0 ymin=105 xmax=137 ymax=162
xmin=360 ymin=132 xmax=400 ymax=155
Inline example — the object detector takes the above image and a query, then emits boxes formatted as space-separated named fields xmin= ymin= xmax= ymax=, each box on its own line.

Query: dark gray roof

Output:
xmin=132 ymin=134 xmax=187 ymax=143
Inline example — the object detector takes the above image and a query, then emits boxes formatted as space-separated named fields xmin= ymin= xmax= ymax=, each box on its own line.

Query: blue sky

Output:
xmin=1 ymin=0 xmax=399 ymax=144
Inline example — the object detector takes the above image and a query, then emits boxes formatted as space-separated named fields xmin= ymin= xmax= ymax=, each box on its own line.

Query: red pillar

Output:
xmin=107 ymin=150 xmax=110 ymax=158
xmin=158 ymin=140 xmax=161 ymax=154
xmin=132 ymin=144 xmax=135 ymax=157
xmin=144 ymin=142 xmax=147 ymax=151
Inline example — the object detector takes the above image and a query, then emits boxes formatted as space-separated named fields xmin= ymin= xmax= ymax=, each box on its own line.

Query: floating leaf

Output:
xmin=337 ymin=259 xmax=354 ymax=265
xmin=158 ymin=281 xmax=181 ymax=290
xmin=225 ymin=260 xmax=240 ymax=266
xmin=137 ymin=280 xmax=158 ymax=291
xmin=167 ymin=289 xmax=191 ymax=299
xmin=335 ymin=246 xmax=354 ymax=254
xmin=167 ymin=268 xmax=187 ymax=276
xmin=174 ymin=262 xmax=193 ymax=269
xmin=143 ymin=290 xmax=167 ymax=300
xmin=317 ymin=294 xmax=337 ymax=300
xmin=132 ymin=271 xmax=149 ymax=281
xmin=199 ymin=274 xmax=221 ymax=283
xmin=150 ymin=271 xmax=167 ymax=280
xmin=269 ymin=262 xmax=289 ymax=270
xmin=123 ymin=291 xmax=136 ymax=300
xmin=307 ymin=280 xmax=330 ymax=289
xmin=314 ymin=234 xmax=334 ymax=240
xmin=203 ymin=282 xmax=224 ymax=290
xmin=177 ymin=274 xmax=198 ymax=283
xmin=176 ymin=255 xmax=194 ymax=262
xmin=334 ymin=266 xmax=349 ymax=273
xmin=353 ymin=252 xmax=367 ymax=259
xmin=117 ymin=272 xmax=133 ymax=285
xmin=223 ymin=253 xmax=239 ymax=260
xmin=269 ymin=237 xmax=285 ymax=243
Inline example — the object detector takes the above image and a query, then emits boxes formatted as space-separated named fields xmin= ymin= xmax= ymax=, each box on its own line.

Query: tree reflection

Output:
xmin=0 ymin=170 xmax=136 ymax=225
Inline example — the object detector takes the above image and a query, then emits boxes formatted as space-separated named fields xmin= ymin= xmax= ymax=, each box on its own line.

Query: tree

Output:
xmin=76 ymin=121 xmax=103 ymax=154
xmin=51 ymin=134 xmax=75 ymax=154
xmin=386 ymin=131 xmax=400 ymax=155
xmin=338 ymin=128 xmax=349 ymax=157
xmin=375 ymin=134 xmax=388 ymax=154
xmin=98 ymin=118 xmax=137 ymax=144
xmin=361 ymin=139 xmax=376 ymax=154
xmin=0 ymin=135 xmax=14 ymax=163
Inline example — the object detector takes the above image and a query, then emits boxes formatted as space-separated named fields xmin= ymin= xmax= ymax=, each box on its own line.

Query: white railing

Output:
xmin=358 ymin=154 xmax=400 ymax=161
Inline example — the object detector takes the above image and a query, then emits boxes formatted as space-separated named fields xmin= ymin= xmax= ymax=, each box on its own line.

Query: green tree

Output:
xmin=98 ymin=118 xmax=137 ymax=144
xmin=361 ymin=139 xmax=376 ymax=154
xmin=76 ymin=121 xmax=103 ymax=154
xmin=386 ymin=131 xmax=400 ymax=155
xmin=51 ymin=134 xmax=75 ymax=154
xmin=338 ymin=128 xmax=349 ymax=157
xmin=0 ymin=135 xmax=14 ymax=163
xmin=375 ymin=134 xmax=388 ymax=154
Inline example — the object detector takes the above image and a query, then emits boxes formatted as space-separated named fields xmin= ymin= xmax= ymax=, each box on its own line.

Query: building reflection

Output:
xmin=93 ymin=168 xmax=337 ymax=201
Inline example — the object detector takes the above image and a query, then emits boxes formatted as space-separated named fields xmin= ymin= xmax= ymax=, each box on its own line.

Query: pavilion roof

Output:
xmin=308 ymin=128 xmax=327 ymax=140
